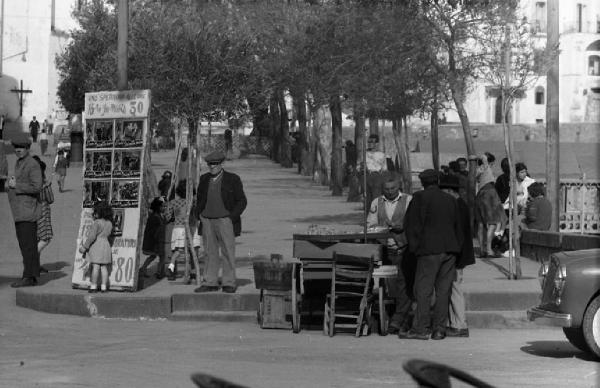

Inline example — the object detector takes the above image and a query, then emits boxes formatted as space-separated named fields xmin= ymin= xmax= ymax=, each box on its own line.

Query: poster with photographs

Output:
xmin=74 ymin=89 xmax=151 ymax=291
xmin=83 ymin=180 xmax=111 ymax=208
xmin=111 ymin=180 xmax=140 ymax=208
xmin=115 ymin=120 xmax=144 ymax=148
xmin=112 ymin=208 xmax=124 ymax=237
xmin=86 ymin=120 xmax=114 ymax=148
xmin=113 ymin=150 xmax=141 ymax=178
xmin=84 ymin=151 xmax=113 ymax=178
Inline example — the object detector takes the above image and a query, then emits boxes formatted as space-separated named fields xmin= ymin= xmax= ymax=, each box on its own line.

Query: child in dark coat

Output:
xmin=139 ymin=197 xmax=166 ymax=278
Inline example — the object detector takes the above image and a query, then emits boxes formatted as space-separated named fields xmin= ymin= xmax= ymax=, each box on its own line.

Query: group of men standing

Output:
xmin=367 ymin=169 xmax=474 ymax=340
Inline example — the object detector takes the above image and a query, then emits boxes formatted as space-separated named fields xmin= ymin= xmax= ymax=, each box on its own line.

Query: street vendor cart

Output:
xmin=292 ymin=231 xmax=392 ymax=334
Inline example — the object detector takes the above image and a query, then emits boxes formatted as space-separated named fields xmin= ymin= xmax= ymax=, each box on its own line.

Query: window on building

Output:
xmin=535 ymin=86 xmax=545 ymax=105
xmin=534 ymin=2 xmax=547 ymax=33
xmin=590 ymin=55 xmax=600 ymax=75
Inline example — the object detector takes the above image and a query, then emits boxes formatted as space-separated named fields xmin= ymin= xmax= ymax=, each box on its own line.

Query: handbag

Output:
xmin=39 ymin=183 xmax=54 ymax=204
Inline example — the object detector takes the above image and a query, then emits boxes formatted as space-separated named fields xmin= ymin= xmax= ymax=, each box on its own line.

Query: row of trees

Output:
xmin=57 ymin=0 xmax=552 ymax=207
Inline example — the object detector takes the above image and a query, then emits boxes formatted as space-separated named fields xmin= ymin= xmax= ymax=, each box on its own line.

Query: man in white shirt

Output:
xmin=367 ymin=177 xmax=413 ymax=334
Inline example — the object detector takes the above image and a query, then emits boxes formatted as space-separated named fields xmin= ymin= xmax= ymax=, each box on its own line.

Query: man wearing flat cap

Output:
xmin=194 ymin=150 xmax=247 ymax=293
xmin=401 ymin=169 xmax=463 ymax=340
xmin=7 ymin=135 xmax=43 ymax=287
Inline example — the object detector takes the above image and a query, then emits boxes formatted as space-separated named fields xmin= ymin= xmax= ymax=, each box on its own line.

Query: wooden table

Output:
xmin=292 ymin=233 xmax=390 ymax=333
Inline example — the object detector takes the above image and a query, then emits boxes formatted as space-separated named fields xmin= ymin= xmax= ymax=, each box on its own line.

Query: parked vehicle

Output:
xmin=527 ymin=248 xmax=600 ymax=358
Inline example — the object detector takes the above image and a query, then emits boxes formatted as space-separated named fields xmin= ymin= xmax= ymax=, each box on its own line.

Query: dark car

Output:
xmin=527 ymin=248 xmax=600 ymax=358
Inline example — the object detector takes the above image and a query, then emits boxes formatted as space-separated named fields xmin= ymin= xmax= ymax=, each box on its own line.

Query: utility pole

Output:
xmin=117 ymin=0 xmax=128 ymax=90
xmin=1 ymin=0 xmax=5 ymax=76
xmin=546 ymin=0 xmax=560 ymax=231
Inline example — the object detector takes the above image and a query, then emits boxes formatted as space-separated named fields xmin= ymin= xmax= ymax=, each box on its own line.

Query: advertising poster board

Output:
xmin=72 ymin=90 xmax=151 ymax=291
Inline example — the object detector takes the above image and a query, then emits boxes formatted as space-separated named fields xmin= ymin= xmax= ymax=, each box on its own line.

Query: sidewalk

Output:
xmin=1 ymin=146 xmax=544 ymax=328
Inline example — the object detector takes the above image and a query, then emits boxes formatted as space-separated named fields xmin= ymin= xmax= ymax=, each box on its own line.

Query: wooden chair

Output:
xmin=323 ymin=251 xmax=375 ymax=337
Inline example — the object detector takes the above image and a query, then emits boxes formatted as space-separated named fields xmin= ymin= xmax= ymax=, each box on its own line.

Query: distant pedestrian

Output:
xmin=54 ymin=150 xmax=68 ymax=192
xmin=158 ymin=170 xmax=173 ymax=198
xmin=521 ymin=182 xmax=552 ymax=231
xmin=195 ymin=151 xmax=247 ymax=293
xmin=475 ymin=154 xmax=505 ymax=258
xmin=513 ymin=162 xmax=535 ymax=214
xmin=79 ymin=201 xmax=113 ymax=293
xmin=402 ymin=169 xmax=463 ymax=341
xmin=32 ymin=156 xmax=54 ymax=274
xmin=7 ymin=136 xmax=43 ymax=288
xmin=29 ymin=116 xmax=40 ymax=143
xmin=440 ymin=173 xmax=475 ymax=338
xmin=139 ymin=197 xmax=166 ymax=279
xmin=224 ymin=128 xmax=233 ymax=160
xmin=165 ymin=180 xmax=189 ymax=281
xmin=495 ymin=157 xmax=511 ymax=204
xmin=39 ymin=129 xmax=49 ymax=156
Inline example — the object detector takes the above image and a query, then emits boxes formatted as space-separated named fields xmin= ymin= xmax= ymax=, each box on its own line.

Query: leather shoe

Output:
xmin=11 ymin=277 xmax=37 ymax=288
xmin=194 ymin=285 xmax=219 ymax=293
xmin=446 ymin=327 xmax=470 ymax=337
xmin=431 ymin=330 xmax=446 ymax=340
xmin=399 ymin=329 xmax=429 ymax=340
xmin=39 ymin=266 xmax=49 ymax=274
xmin=222 ymin=286 xmax=237 ymax=293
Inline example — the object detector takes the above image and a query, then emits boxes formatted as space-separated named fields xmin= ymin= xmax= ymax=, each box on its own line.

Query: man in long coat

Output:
xmin=401 ymin=169 xmax=463 ymax=340
xmin=7 ymin=135 xmax=43 ymax=287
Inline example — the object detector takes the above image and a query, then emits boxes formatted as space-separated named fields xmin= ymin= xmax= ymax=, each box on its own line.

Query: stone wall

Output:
xmin=437 ymin=122 xmax=600 ymax=143
xmin=520 ymin=229 xmax=600 ymax=263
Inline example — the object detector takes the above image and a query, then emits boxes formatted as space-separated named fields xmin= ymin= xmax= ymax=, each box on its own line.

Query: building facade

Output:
xmin=0 ymin=0 xmax=79 ymax=131
xmin=446 ymin=0 xmax=600 ymax=125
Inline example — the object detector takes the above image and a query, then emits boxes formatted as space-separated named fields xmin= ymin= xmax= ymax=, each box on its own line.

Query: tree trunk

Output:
xmin=313 ymin=105 xmax=331 ymax=186
xmin=452 ymin=92 xmax=477 ymax=231
xmin=248 ymin=94 xmax=270 ymax=137
xmin=269 ymin=96 xmax=280 ymax=163
xmin=391 ymin=118 xmax=412 ymax=193
xmin=293 ymin=92 xmax=310 ymax=175
xmin=431 ymin=105 xmax=440 ymax=171
xmin=330 ymin=94 xmax=343 ymax=196
xmin=277 ymin=89 xmax=292 ymax=168
xmin=348 ymin=102 xmax=364 ymax=202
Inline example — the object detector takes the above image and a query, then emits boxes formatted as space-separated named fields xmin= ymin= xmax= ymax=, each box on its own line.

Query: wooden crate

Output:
xmin=258 ymin=290 xmax=293 ymax=329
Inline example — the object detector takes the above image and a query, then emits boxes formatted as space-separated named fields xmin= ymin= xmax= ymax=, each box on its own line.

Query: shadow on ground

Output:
xmin=520 ymin=341 xmax=597 ymax=361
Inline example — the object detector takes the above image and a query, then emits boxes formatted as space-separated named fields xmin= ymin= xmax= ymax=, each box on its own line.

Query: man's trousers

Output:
xmin=200 ymin=216 xmax=236 ymax=288
xmin=412 ymin=253 xmax=456 ymax=333
xmin=15 ymin=221 xmax=40 ymax=279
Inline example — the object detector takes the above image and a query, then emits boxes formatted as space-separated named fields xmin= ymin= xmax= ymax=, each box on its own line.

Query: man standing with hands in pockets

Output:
xmin=194 ymin=151 xmax=247 ymax=293
xmin=7 ymin=135 xmax=43 ymax=287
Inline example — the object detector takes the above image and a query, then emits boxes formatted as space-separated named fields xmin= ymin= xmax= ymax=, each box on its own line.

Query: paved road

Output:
xmin=0 ymin=290 xmax=598 ymax=388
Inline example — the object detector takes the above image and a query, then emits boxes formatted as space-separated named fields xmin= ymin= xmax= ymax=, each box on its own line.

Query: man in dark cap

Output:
xmin=401 ymin=169 xmax=463 ymax=340
xmin=194 ymin=150 xmax=247 ymax=293
xmin=7 ymin=135 xmax=43 ymax=287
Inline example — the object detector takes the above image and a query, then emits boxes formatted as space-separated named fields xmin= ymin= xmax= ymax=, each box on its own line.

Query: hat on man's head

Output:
xmin=418 ymin=169 xmax=439 ymax=185
xmin=11 ymin=133 xmax=31 ymax=149
xmin=205 ymin=150 xmax=225 ymax=164
xmin=439 ymin=174 xmax=460 ymax=190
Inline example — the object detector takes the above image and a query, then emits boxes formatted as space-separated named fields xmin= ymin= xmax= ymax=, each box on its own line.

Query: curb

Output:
xmin=16 ymin=288 xmax=544 ymax=330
